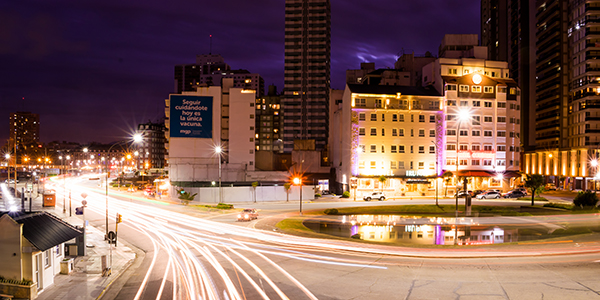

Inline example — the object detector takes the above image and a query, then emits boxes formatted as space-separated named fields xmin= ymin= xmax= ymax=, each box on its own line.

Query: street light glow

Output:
xmin=133 ymin=133 xmax=143 ymax=143
xmin=293 ymin=177 xmax=301 ymax=185
xmin=215 ymin=146 xmax=222 ymax=154
xmin=4 ymin=154 xmax=9 ymax=159
xmin=457 ymin=109 xmax=471 ymax=121
xmin=592 ymin=159 xmax=598 ymax=167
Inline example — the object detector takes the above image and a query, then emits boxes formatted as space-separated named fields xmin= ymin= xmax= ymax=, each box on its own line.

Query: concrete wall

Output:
xmin=172 ymin=185 xmax=316 ymax=204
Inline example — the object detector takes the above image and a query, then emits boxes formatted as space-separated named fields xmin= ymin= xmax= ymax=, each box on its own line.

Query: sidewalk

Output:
xmin=21 ymin=188 xmax=139 ymax=300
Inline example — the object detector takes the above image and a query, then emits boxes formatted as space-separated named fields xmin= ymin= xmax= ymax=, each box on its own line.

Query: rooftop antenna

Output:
xmin=209 ymin=34 xmax=212 ymax=55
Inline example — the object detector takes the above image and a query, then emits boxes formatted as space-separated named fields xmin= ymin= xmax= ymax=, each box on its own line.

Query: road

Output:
xmin=46 ymin=176 xmax=600 ymax=299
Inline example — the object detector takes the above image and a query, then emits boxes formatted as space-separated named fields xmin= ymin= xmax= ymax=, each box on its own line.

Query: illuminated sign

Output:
xmin=169 ymin=95 xmax=213 ymax=138
xmin=405 ymin=225 xmax=423 ymax=232
xmin=458 ymin=150 xmax=496 ymax=158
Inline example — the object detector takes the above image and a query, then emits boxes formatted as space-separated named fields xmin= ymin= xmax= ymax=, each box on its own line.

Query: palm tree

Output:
xmin=442 ymin=171 xmax=453 ymax=197
xmin=378 ymin=175 xmax=387 ymax=192
xmin=284 ymin=183 xmax=291 ymax=202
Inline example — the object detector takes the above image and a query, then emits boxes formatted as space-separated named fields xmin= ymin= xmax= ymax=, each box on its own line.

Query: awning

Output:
xmin=456 ymin=170 xmax=495 ymax=177
xmin=502 ymin=171 xmax=522 ymax=178
xmin=406 ymin=179 xmax=430 ymax=184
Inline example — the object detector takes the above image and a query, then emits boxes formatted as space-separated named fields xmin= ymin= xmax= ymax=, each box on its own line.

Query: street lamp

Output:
xmin=454 ymin=108 xmax=470 ymax=245
xmin=293 ymin=177 xmax=303 ymax=215
xmin=5 ymin=154 xmax=10 ymax=185
xmin=431 ymin=141 xmax=439 ymax=206
xmin=215 ymin=146 xmax=223 ymax=204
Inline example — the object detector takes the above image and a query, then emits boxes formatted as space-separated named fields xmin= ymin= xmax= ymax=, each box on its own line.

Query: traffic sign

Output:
xmin=107 ymin=231 xmax=116 ymax=244
xmin=82 ymin=200 xmax=87 ymax=207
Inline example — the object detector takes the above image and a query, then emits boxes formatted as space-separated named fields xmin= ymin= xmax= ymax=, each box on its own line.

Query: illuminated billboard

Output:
xmin=169 ymin=95 xmax=213 ymax=138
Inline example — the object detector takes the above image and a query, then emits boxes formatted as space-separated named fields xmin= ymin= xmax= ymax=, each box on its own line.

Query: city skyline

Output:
xmin=0 ymin=0 xmax=479 ymax=144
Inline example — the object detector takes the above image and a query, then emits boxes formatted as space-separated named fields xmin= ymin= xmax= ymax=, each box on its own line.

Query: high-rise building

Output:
xmin=255 ymin=85 xmax=283 ymax=153
xmin=282 ymin=0 xmax=331 ymax=153
xmin=137 ymin=121 xmax=168 ymax=169
xmin=174 ymin=54 xmax=264 ymax=96
xmin=9 ymin=111 xmax=40 ymax=154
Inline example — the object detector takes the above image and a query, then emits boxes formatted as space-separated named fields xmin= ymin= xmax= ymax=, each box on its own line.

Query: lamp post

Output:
xmin=293 ymin=177 xmax=303 ymax=216
xmin=215 ymin=146 xmax=223 ymax=204
xmin=431 ymin=141 xmax=439 ymax=206
xmin=104 ymin=134 xmax=142 ymax=240
xmin=5 ymin=154 xmax=10 ymax=187
xmin=592 ymin=159 xmax=598 ymax=191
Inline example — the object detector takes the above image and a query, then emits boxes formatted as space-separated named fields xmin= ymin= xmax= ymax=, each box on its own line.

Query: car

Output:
xmin=237 ymin=208 xmax=258 ymax=221
xmin=363 ymin=192 xmax=385 ymax=201
xmin=454 ymin=190 xmax=473 ymax=198
xmin=504 ymin=190 xmax=526 ymax=198
xmin=515 ymin=187 xmax=528 ymax=195
xmin=545 ymin=183 xmax=557 ymax=191
xmin=472 ymin=190 xmax=485 ymax=196
xmin=4 ymin=179 xmax=18 ymax=184
xmin=476 ymin=191 xmax=502 ymax=199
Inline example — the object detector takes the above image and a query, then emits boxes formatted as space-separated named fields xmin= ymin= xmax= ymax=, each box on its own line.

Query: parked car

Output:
xmin=472 ymin=190 xmax=485 ymax=196
xmin=237 ymin=208 xmax=258 ymax=221
xmin=476 ymin=191 xmax=502 ymax=199
xmin=363 ymin=192 xmax=386 ymax=201
xmin=504 ymin=190 xmax=526 ymax=198
xmin=515 ymin=187 xmax=528 ymax=195
xmin=545 ymin=183 xmax=557 ymax=191
xmin=5 ymin=179 xmax=18 ymax=184
xmin=454 ymin=190 xmax=473 ymax=198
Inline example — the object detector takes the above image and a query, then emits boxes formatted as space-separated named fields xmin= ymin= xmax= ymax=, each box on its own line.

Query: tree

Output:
xmin=177 ymin=189 xmax=197 ymax=206
xmin=378 ymin=175 xmax=387 ymax=192
xmin=252 ymin=181 xmax=259 ymax=203
xmin=442 ymin=171 xmax=453 ymax=197
xmin=573 ymin=191 xmax=599 ymax=210
xmin=524 ymin=174 xmax=545 ymax=206
xmin=284 ymin=183 xmax=291 ymax=202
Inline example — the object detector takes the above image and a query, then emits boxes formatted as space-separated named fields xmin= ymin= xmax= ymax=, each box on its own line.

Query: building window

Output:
xmin=497 ymin=116 xmax=506 ymax=123
xmin=359 ymin=145 xmax=366 ymax=153
xmin=446 ymin=159 xmax=456 ymax=166
xmin=484 ymin=86 xmax=494 ymax=93
xmin=459 ymin=144 xmax=468 ymax=150
xmin=472 ymin=101 xmax=480 ymax=107
xmin=392 ymin=128 xmax=398 ymax=136
xmin=446 ymin=84 xmax=457 ymax=90
xmin=446 ymin=129 xmax=456 ymax=136
xmin=472 ymin=130 xmax=480 ymax=136
xmin=484 ymin=101 xmax=492 ymax=108
xmin=446 ymin=100 xmax=457 ymax=106
xmin=484 ymin=145 xmax=493 ymax=151
xmin=250 ymin=114 xmax=254 ymax=119
xmin=446 ymin=144 xmax=456 ymax=150
xmin=418 ymin=162 xmax=425 ymax=169
xmin=498 ymin=131 xmax=506 ymax=137
xmin=459 ymin=159 xmax=468 ymax=166
xmin=419 ymin=146 xmax=425 ymax=153
xmin=382 ymin=113 xmax=385 ymax=121
xmin=460 ymin=100 xmax=469 ymax=107
xmin=419 ymin=115 xmax=425 ymax=122
xmin=370 ymin=145 xmax=377 ymax=153
xmin=45 ymin=250 xmax=51 ymax=268
xmin=498 ymin=102 xmax=506 ymax=108
xmin=497 ymin=160 xmax=506 ymax=166
xmin=446 ymin=114 xmax=456 ymax=121
xmin=370 ymin=128 xmax=377 ymax=136
xmin=356 ymin=98 xmax=366 ymax=107
xmin=391 ymin=145 xmax=397 ymax=153
xmin=411 ymin=129 xmax=414 ymax=137
xmin=472 ymin=86 xmax=481 ymax=93
xmin=399 ymin=114 xmax=404 ymax=122
xmin=459 ymin=85 xmax=469 ymax=92
xmin=359 ymin=128 xmax=365 ymax=136
xmin=472 ymin=116 xmax=480 ymax=125
xmin=460 ymin=130 xmax=468 ymax=136
xmin=391 ymin=161 xmax=397 ymax=169
xmin=398 ymin=161 xmax=405 ymax=169
xmin=410 ymin=146 xmax=414 ymax=153
xmin=419 ymin=129 xmax=425 ymax=137
xmin=430 ymin=115 xmax=436 ymax=123
xmin=429 ymin=129 xmax=435 ymax=137
xmin=370 ymin=161 xmax=377 ymax=169
xmin=399 ymin=145 xmax=405 ymax=153
xmin=448 ymin=68 xmax=458 ymax=75
xmin=484 ymin=116 xmax=493 ymax=122
xmin=411 ymin=114 xmax=414 ymax=122
xmin=359 ymin=161 xmax=365 ymax=169
xmin=249 ymin=150 xmax=254 ymax=154
xmin=497 ymin=145 xmax=506 ymax=151
xmin=381 ymin=128 xmax=385 ymax=136
xmin=483 ymin=159 xmax=492 ymax=166
xmin=472 ymin=159 xmax=480 ymax=165
xmin=429 ymin=146 xmax=435 ymax=154
xmin=399 ymin=129 xmax=404 ymax=136
xmin=392 ymin=114 xmax=398 ymax=122
xmin=472 ymin=145 xmax=480 ymax=151
xmin=370 ymin=113 xmax=377 ymax=121
xmin=359 ymin=113 xmax=366 ymax=121
xmin=484 ymin=130 xmax=493 ymax=137
xmin=375 ymin=99 xmax=383 ymax=108
xmin=381 ymin=145 xmax=385 ymax=153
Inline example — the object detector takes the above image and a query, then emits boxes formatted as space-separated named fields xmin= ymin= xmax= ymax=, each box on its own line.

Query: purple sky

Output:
xmin=0 ymin=0 xmax=479 ymax=145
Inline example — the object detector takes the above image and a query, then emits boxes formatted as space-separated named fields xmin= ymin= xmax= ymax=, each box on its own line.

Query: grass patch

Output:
xmin=276 ymin=218 xmax=311 ymax=232
xmin=543 ymin=203 xmax=573 ymax=210
xmin=189 ymin=203 xmax=235 ymax=212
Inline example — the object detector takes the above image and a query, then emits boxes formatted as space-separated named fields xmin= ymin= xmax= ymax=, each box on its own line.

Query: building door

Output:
xmin=35 ymin=254 xmax=41 ymax=290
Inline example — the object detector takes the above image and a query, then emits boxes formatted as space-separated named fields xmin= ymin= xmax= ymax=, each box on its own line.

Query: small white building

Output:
xmin=0 ymin=212 xmax=81 ymax=298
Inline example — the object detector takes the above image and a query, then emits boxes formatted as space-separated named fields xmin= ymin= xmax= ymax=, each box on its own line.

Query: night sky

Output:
xmin=0 ymin=0 xmax=479 ymax=145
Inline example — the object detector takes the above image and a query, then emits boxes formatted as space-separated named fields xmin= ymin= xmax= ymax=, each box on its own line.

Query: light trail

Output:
xmin=44 ymin=176 xmax=600 ymax=300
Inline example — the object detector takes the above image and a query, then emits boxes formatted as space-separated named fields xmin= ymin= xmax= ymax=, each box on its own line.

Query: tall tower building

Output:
xmin=282 ymin=0 xmax=331 ymax=153
xmin=481 ymin=0 xmax=536 ymax=151
xmin=9 ymin=111 xmax=40 ymax=153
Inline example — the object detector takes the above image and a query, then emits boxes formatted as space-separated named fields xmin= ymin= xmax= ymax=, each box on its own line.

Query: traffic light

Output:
xmin=116 ymin=213 xmax=122 ymax=223
xmin=75 ymin=207 xmax=83 ymax=215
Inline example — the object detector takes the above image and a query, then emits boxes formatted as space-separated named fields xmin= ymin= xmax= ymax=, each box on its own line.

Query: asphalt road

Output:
xmin=52 ymin=177 xmax=600 ymax=299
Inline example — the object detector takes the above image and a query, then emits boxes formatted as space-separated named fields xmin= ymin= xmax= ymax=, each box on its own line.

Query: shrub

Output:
xmin=314 ymin=193 xmax=321 ymax=198
xmin=324 ymin=208 xmax=338 ymax=215
xmin=351 ymin=233 xmax=361 ymax=239
xmin=341 ymin=191 xmax=350 ymax=198
xmin=543 ymin=203 xmax=573 ymax=210
xmin=573 ymin=191 xmax=599 ymax=209
xmin=216 ymin=203 xmax=234 ymax=209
